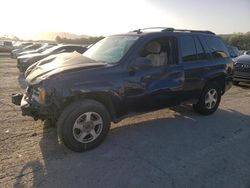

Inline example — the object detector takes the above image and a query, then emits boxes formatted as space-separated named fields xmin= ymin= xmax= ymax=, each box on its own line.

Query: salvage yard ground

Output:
xmin=1 ymin=53 xmax=250 ymax=188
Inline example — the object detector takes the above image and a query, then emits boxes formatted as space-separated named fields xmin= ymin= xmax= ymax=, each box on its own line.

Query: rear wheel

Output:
xmin=57 ymin=99 xmax=111 ymax=152
xmin=193 ymin=83 xmax=221 ymax=115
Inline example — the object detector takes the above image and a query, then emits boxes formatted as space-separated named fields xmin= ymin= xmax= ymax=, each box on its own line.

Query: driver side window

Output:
xmin=140 ymin=37 xmax=177 ymax=67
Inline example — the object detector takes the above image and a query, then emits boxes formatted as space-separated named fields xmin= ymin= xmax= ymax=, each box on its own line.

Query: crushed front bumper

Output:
xmin=12 ymin=93 xmax=23 ymax=105
xmin=11 ymin=93 xmax=52 ymax=120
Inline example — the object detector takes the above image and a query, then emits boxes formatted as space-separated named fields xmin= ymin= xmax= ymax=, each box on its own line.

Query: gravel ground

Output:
xmin=1 ymin=54 xmax=250 ymax=188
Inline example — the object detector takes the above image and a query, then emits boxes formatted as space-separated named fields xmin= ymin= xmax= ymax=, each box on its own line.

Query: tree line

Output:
xmin=55 ymin=36 xmax=104 ymax=45
xmin=219 ymin=32 xmax=250 ymax=50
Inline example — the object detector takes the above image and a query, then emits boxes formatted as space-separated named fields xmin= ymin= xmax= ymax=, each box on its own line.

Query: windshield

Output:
xmin=83 ymin=36 xmax=139 ymax=64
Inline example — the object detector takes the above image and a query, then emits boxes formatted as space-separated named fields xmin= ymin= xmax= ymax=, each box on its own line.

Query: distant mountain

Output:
xmin=32 ymin=32 xmax=89 ymax=41
xmin=0 ymin=35 xmax=20 ymax=41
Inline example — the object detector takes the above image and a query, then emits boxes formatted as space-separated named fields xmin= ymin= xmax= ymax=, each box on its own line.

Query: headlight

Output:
xmin=32 ymin=87 xmax=47 ymax=104
xmin=38 ymin=88 xmax=46 ymax=104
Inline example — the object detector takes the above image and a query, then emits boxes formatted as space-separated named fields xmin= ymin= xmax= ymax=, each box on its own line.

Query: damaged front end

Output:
xmin=12 ymin=93 xmax=23 ymax=105
xmin=11 ymin=86 xmax=55 ymax=121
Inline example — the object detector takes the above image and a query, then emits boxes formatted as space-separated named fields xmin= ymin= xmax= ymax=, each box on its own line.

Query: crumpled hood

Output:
xmin=26 ymin=51 xmax=107 ymax=85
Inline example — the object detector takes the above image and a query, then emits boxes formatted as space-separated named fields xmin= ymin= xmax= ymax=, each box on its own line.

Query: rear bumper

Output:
xmin=11 ymin=93 xmax=52 ymax=120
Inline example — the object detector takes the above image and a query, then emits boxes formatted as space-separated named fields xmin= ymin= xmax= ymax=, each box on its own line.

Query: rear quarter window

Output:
xmin=204 ymin=36 xmax=229 ymax=59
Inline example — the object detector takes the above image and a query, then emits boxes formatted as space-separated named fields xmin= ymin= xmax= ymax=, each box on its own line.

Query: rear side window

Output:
xmin=180 ymin=36 xmax=197 ymax=62
xmin=204 ymin=37 xmax=229 ymax=59
xmin=194 ymin=37 xmax=207 ymax=60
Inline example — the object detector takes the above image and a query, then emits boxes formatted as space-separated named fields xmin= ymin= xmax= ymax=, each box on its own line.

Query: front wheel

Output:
xmin=193 ymin=83 xmax=221 ymax=115
xmin=57 ymin=99 xmax=111 ymax=152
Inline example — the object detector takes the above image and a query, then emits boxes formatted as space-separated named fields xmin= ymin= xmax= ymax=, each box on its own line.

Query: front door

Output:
xmin=123 ymin=37 xmax=184 ymax=113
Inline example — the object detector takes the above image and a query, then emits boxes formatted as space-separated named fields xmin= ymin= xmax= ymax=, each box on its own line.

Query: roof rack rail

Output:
xmin=131 ymin=27 xmax=174 ymax=34
xmin=172 ymin=29 xmax=215 ymax=35
xmin=130 ymin=27 xmax=215 ymax=35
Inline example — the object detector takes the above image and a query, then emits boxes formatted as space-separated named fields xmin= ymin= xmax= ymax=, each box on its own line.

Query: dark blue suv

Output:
xmin=12 ymin=27 xmax=234 ymax=152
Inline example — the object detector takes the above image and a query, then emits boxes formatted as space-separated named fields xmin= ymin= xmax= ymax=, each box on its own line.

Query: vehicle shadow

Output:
xmin=18 ymin=74 xmax=27 ymax=89
xmin=236 ymin=82 xmax=250 ymax=89
xmin=14 ymin=106 xmax=250 ymax=188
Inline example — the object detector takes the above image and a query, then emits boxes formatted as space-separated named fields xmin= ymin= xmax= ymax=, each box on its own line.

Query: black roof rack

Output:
xmin=131 ymin=27 xmax=174 ymax=34
xmin=172 ymin=29 xmax=215 ymax=35
xmin=130 ymin=27 xmax=215 ymax=35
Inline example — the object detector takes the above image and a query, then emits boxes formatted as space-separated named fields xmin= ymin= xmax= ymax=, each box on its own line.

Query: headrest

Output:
xmin=145 ymin=41 xmax=161 ymax=54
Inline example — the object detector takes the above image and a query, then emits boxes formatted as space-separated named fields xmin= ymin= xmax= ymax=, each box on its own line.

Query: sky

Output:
xmin=0 ymin=0 xmax=249 ymax=39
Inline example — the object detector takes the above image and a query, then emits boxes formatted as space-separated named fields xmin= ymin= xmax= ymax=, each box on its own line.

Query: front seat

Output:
xmin=145 ymin=41 xmax=166 ymax=67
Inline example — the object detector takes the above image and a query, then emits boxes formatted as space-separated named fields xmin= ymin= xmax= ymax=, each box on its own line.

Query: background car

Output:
xmin=233 ymin=54 xmax=250 ymax=84
xmin=17 ymin=44 xmax=88 ymax=72
xmin=17 ymin=43 xmax=57 ymax=57
xmin=244 ymin=50 xmax=250 ymax=55
xmin=10 ymin=43 xmax=42 ymax=58
xmin=12 ymin=42 xmax=33 ymax=50
xmin=0 ymin=41 xmax=13 ymax=52
xmin=24 ymin=44 xmax=94 ymax=77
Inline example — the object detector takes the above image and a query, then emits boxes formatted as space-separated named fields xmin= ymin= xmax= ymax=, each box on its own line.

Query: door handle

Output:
xmin=144 ymin=75 xmax=151 ymax=79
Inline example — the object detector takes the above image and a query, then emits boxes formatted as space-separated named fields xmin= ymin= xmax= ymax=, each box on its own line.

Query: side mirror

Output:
xmin=131 ymin=57 xmax=152 ymax=71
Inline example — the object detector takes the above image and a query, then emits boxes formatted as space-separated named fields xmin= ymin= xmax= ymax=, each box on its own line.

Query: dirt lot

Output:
xmin=0 ymin=53 xmax=250 ymax=188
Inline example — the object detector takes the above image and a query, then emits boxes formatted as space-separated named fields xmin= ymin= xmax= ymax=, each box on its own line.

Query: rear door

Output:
xmin=201 ymin=36 xmax=230 ymax=77
xmin=179 ymin=34 xmax=212 ymax=100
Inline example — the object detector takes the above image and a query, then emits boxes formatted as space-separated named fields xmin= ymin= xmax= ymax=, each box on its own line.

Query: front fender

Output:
xmin=60 ymin=81 xmax=124 ymax=120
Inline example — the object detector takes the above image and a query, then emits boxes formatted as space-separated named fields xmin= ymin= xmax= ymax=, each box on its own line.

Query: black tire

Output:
xmin=233 ymin=81 xmax=239 ymax=85
xmin=57 ymin=99 xmax=111 ymax=152
xmin=193 ymin=83 xmax=221 ymax=115
xmin=44 ymin=118 xmax=57 ymax=128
